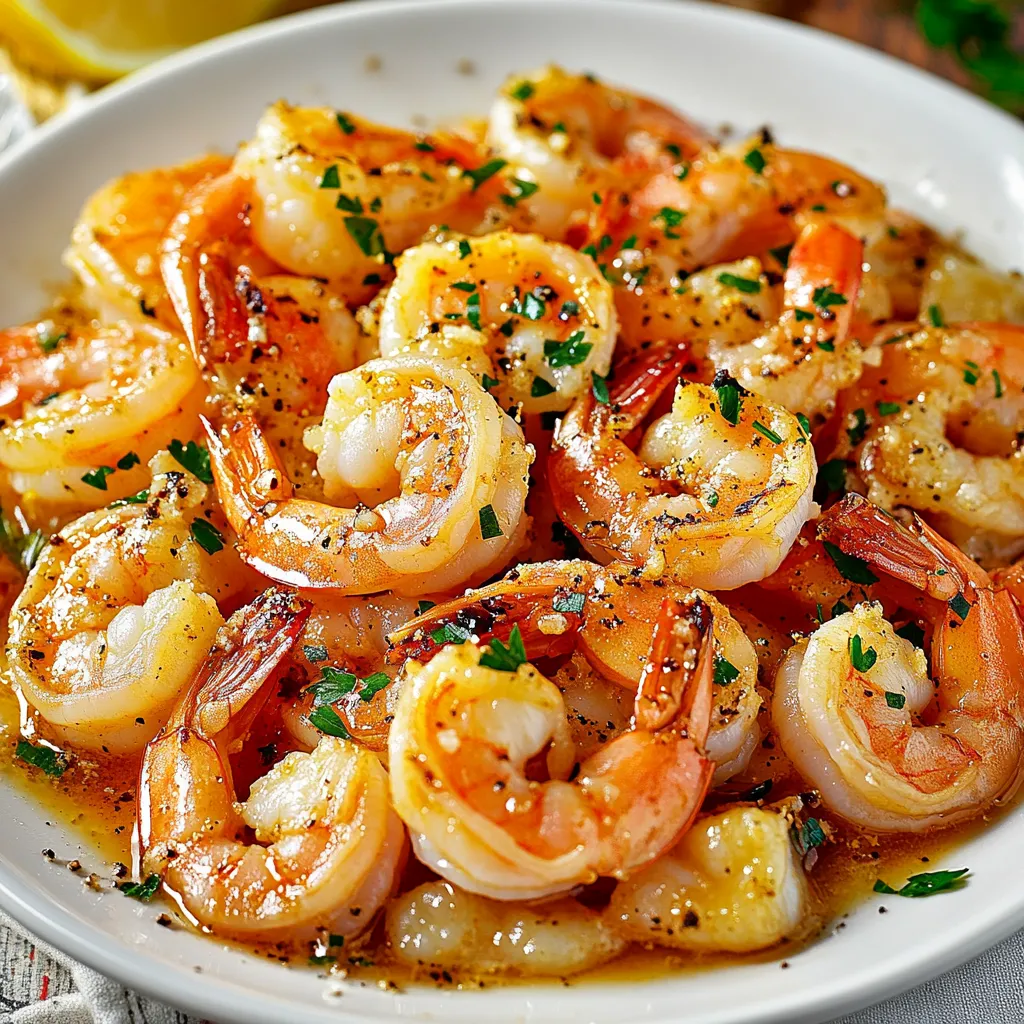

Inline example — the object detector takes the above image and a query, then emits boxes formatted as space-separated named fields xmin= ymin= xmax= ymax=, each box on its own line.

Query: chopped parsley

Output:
xmin=993 ymin=369 xmax=1004 ymax=397
xmin=0 ymin=512 xmax=45 ymax=576
xmin=713 ymin=372 xmax=743 ymax=426
xmin=463 ymin=158 xmax=508 ymax=191
xmin=794 ymin=308 xmax=816 ymax=322
xmin=823 ymin=540 xmax=880 ymax=585
xmin=717 ymin=272 xmax=761 ymax=294
xmin=119 ymin=874 xmax=161 ymax=901
xmin=532 ymin=375 xmax=556 ymax=398
xmin=109 ymin=489 xmax=149 ymax=509
xmin=319 ymin=165 xmax=340 ymax=189
xmin=501 ymin=178 xmax=540 ymax=207
xmin=509 ymin=80 xmax=535 ymax=101
xmin=560 ymin=300 xmax=580 ymax=319
xmin=479 ymin=624 xmax=528 ymax=671
xmin=335 ymin=193 xmax=363 ymax=213
xmin=515 ymin=291 xmax=546 ymax=320
xmin=812 ymin=285 xmax=848 ymax=309
xmin=876 ymin=400 xmax=902 ymax=416
xmin=458 ymin=239 xmax=472 ymax=259
xmin=309 ymin=705 xmax=350 ymax=738
xmin=15 ymin=740 xmax=68 ymax=777
xmin=706 ymin=489 xmax=719 ymax=508
xmin=713 ymin=655 xmax=740 ymax=686
xmin=796 ymin=413 xmax=812 ymax=439
xmin=544 ymin=331 xmax=591 ymax=368
xmin=336 ymin=112 xmax=356 ymax=134
xmin=885 ymin=691 xmax=907 ymax=709
xmin=591 ymin=371 xmax=610 ymax=405
xmin=817 ymin=339 xmax=835 ymax=352
xmin=190 ymin=519 xmax=225 ymax=554
xmin=846 ymin=407 xmax=869 ymax=446
xmin=478 ymin=503 xmax=502 ymax=539
xmin=117 ymin=452 xmax=140 ymax=471
xmin=38 ymin=330 xmax=66 ymax=354
xmin=873 ymin=868 xmax=968 ymax=898
xmin=81 ymin=466 xmax=116 ymax=491
xmin=743 ymin=147 xmax=766 ymax=174
xmin=416 ymin=600 xmax=436 ymax=615
xmin=895 ymin=621 xmax=926 ymax=648
xmin=949 ymin=592 xmax=971 ymax=621
xmin=481 ymin=373 xmax=499 ymax=391
xmin=768 ymin=243 xmax=793 ymax=268
xmin=817 ymin=458 xmax=848 ymax=495
xmin=344 ymin=216 xmax=389 ymax=260
xmin=430 ymin=622 xmax=471 ymax=646
xmin=359 ymin=671 xmax=390 ymax=702
xmin=927 ymin=303 xmax=945 ymax=327
xmin=752 ymin=420 xmax=783 ymax=445
xmin=168 ymin=439 xmax=214 ymax=484
xmin=849 ymin=633 xmax=877 ymax=672
xmin=791 ymin=817 xmax=826 ymax=856
xmin=963 ymin=362 xmax=979 ymax=386
xmin=466 ymin=291 xmax=482 ymax=331
xmin=653 ymin=206 xmax=686 ymax=238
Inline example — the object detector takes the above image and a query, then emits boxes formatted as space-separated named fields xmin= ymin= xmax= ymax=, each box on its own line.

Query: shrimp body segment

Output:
xmin=377 ymin=231 xmax=617 ymax=412
xmin=549 ymin=347 xmax=817 ymax=589
xmin=608 ymin=803 xmax=811 ymax=953
xmin=139 ymin=589 xmax=406 ymax=941
xmin=388 ymin=595 xmax=715 ymax=901
xmin=208 ymin=355 xmax=532 ymax=594
xmin=6 ymin=454 xmax=246 ymax=753
xmin=774 ymin=494 xmax=1024 ymax=831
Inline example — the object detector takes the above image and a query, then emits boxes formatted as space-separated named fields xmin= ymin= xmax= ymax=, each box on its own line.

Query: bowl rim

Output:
xmin=2 ymin=1 xmax=1024 ymax=1021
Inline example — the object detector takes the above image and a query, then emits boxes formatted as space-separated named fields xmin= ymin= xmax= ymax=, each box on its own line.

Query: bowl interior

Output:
xmin=1 ymin=2 xmax=1023 ymax=1022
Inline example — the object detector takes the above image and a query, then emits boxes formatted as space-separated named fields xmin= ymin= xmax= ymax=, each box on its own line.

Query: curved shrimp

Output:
xmin=388 ymin=594 xmax=715 ymax=900
xmin=0 ymin=320 xmax=205 ymax=509
xmin=139 ymin=588 xmax=407 ymax=942
xmin=375 ymin=231 xmax=616 ymax=412
xmin=773 ymin=493 xmax=1024 ymax=831
xmin=231 ymin=102 xmax=492 ymax=299
xmin=6 ymin=452 xmax=249 ymax=754
xmin=607 ymin=801 xmax=812 ymax=953
xmin=387 ymin=880 xmax=626 ymax=976
xmin=65 ymin=154 xmax=231 ymax=326
xmin=548 ymin=345 xmax=817 ymax=588
xmin=207 ymin=354 xmax=533 ymax=595
xmin=486 ymin=66 xmax=711 ymax=239
xmin=834 ymin=322 xmax=1024 ymax=565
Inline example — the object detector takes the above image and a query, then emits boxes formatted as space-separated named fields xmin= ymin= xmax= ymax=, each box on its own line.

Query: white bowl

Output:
xmin=1 ymin=1 xmax=1023 ymax=1021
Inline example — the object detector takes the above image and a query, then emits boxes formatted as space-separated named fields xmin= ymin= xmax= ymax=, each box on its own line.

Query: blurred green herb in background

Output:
xmin=917 ymin=0 xmax=1024 ymax=108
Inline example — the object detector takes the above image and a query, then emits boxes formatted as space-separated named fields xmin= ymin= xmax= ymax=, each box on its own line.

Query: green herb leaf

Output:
xmin=849 ymin=633 xmax=878 ymax=672
xmin=309 ymin=705 xmax=351 ymax=738
xmin=817 ymin=339 xmax=835 ymax=352
xmin=591 ymin=371 xmax=610 ymax=405
xmin=560 ymin=300 xmax=580 ymax=319
xmin=706 ymin=489 xmax=719 ymax=508
xmin=653 ymin=206 xmax=686 ymax=238
xmin=796 ymin=413 xmax=812 ymax=439
xmin=344 ymin=216 xmax=389 ymax=260
xmin=359 ymin=671 xmax=390 ymax=702
xmin=993 ymin=368 xmax=1004 ymax=397
xmin=119 ymin=874 xmax=161 ymax=900
xmin=478 ymin=504 xmax=502 ymax=539
xmin=949 ymin=592 xmax=971 ymax=621
xmin=168 ymin=439 xmax=214 ymax=484
xmin=714 ymin=373 xmax=743 ymax=426
xmin=813 ymin=285 xmax=848 ymax=309
xmin=876 ymin=400 xmax=902 ymax=416
xmin=794 ymin=308 xmax=816 ymax=322
xmin=927 ymin=303 xmax=945 ymax=327
xmin=481 ymin=373 xmax=499 ymax=391
xmin=522 ymin=291 xmax=545 ymax=320
xmin=873 ymin=868 xmax=968 ymax=898
xmin=81 ymin=466 xmax=115 ymax=491
xmin=823 ymin=540 xmax=880 ymax=585
xmin=303 ymin=644 xmax=328 ymax=663
xmin=713 ymin=655 xmax=740 ymax=686
xmin=885 ymin=690 xmax=907 ymax=709
xmin=190 ymin=519 xmax=225 ymax=554
xmin=336 ymin=112 xmax=356 ymax=134
xmin=752 ymin=420 xmax=783 ymax=445
xmin=37 ymin=329 xmax=67 ymax=354
xmin=464 ymin=158 xmax=507 ymax=191
xmin=335 ymin=193 xmax=363 ymax=214
xmin=791 ymin=817 xmax=827 ymax=855
xmin=479 ymin=624 xmax=528 ymax=671
xmin=717 ymin=272 xmax=761 ymax=294
xmin=553 ymin=592 xmax=585 ymax=614
xmin=768 ymin=243 xmax=793 ymax=268
xmin=895 ymin=621 xmax=926 ymax=649
xmin=416 ymin=600 xmax=436 ymax=615
xmin=109 ymin=489 xmax=150 ymax=508
xmin=743 ymin=147 xmax=766 ymax=174
xmin=509 ymin=80 xmax=535 ymax=101
xmin=846 ymin=407 xmax=869 ymax=446
xmin=544 ymin=331 xmax=592 ymax=368
xmin=831 ymin=599 xmax=852 ymax=618
xmin=817 ymin=458 xmax=848 ymax=495
xmin=532 ymin=375 xmax=556 ymax=398
xmin=319 ymin=165 xmax=340 ymax=189
xmin=458 ymin=239 xmax=472 ymax=260
xmin=15 ymin=739 xmax=69 ymax=777
xmin=116 ymin=452 xmax=140 ymax=471
xmin=501 ymin=177 xmax=540 ymax=207
xmin=430 ymin=622 xmax=471 ymax=646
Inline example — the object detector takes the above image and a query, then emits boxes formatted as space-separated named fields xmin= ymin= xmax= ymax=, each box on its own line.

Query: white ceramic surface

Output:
xmin=1 ymin=1 xmax=1023 ymax=1021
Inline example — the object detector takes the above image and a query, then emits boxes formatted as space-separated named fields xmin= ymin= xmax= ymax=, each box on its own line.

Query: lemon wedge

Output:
xmin=0 ymin=0 xmax=283 ymax=81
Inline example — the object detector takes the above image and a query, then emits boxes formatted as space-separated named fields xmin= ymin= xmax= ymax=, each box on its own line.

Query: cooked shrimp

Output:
xmin=65 ymin=154 xmax=231 ymax=326
xmin=774 ymin=494 xmax=1024 ymax=831
xmin=548 ymin=346 xmax=817 ymax=588
xmin=139 ymin=588 xmax=407 ymax=942
xmin=920 ymin=248 xmax=1024 ymax=326
xmin=486 ymin=66 xmax=710 ymax=239
xmin=387 ymin=880 xmax=626 ymax=976
xmin=0 ymin=320 xmax=205 ymax=508
xmin=708 ymin=219 xmax=866 ymax=420
xmin=388 ymin=594 xmax=715 ymax=900
xmin=607 ymin=802 xmax=811 ymax=953
xmin=835 ymin=322 xmax=1024 ymax=564
xmin=208 ymin=354 xmax=532 ymax=594
xmin=6 ymin=453 xmax=248 ymax=753
xmin=232 ymin=102 xmax=490 ymax=299
xmin=376 ymin=231 xmax=616 ymax=412
xmin=585 ymin=143 xmax=884 ymax=352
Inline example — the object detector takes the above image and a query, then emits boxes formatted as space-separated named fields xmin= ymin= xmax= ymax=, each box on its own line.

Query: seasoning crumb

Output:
xmin=456 ymin=58 xmax=476 ymax=75
xmin=112 ymin=862 xmax=128 ymax=879
xmin=156 ymin=914 xmax=173 ymax=928
xmin=879 ymin=906 xmax=888 ymax=914
xmin=66 ymin=859 xmax=82 ymax=872
xmin=780 ymin=961 xmax=790 ymax=969
xmin=41 ymin=848 xmax=55 ymax=860
xmin=364 ymin=54 xmax=382 ymax=72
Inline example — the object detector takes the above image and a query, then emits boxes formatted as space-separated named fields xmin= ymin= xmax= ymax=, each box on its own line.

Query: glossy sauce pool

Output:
xmin=0 ymin=673 xmax=1004 ymax=991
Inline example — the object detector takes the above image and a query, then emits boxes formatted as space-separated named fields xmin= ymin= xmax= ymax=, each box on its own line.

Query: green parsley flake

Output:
xmin=458 ymin=239 xmax=472 ymax=259
xmin=109 ymin=489 xmax=149 ymax=509
xmin=876 ymin=400 xmax=901 ymax=416
xmin=873 ymin=868 xmax=968 ymax=898
xmin=344 ymin=216 xmax=389 ymax=260
xmin=481 ymin=374 xmax=499 ymax=391
xmin=713 ymin=656 xmax=740 ymax=685
xmin=743 ymin=147 xmax=766 ymax=174
xmin=823 ymin=540 xmax=879 ymax=585
xmin=927 ymin=304 xmax=945 ymax=327
xmin=717 ymin=272 xmax=761 ymax=294
xmin=169 ymin=439 xmax=214 ymax=484
xmin=479 ymin=624 xmax=528 ymax=671
xmin=119 ymin=874 xmax=161 ymax=900
xmin=885 ymin=691 xmax=906 ymax=709
xmin=849 ymin=633 xmax=877 ymax=672
xmin=714 ymin=374 xmax=743 ymax=426
xmin=769 ymin=243 xmax=793 ymax=268
xmin=510 ymin=80 xmax=535 ymax=101
xmin=653 ymin=206 xmax=686 ymax=238
xmin=895 ymin=621 xmax=926 ymax=648
xmin=532 ymin=376 xmax=556 ymax=398
xmin=464 ymin=158 xmax=507 ymax=191
xmin=706 ymin=489 xmax=719 ymax=508
xmin=794 ymin=308 xmax=816 ymax=322
xmin=81 ymin=466 xmax=115 ymax=491
xmin=812 ymin=285 xmax=848 ymax=309
xmin=15 ymin=739 xmax=69 ymax=777
xmin=791 ymin=817 xmax=826 ymax=856
xmin=501 ymin=178 xmax=540 ymax=207
xmin=416 ymin=600 xmax=436 ymax=615
xmin=304 ymin=644 xmax=328 ymax=664
xmin=752 ymin=421 xmax=783 ymax=445
xmin=949 ymin=592 xmax=971 ymax=621
xmin=846 ymin=407 xmax=869 ymax=446
xmin=817 ymin=458 xmax=848 ymax=494
xmin=478 ymin=504 xmax=502 ymax=539
xmin=37 ymin=330 xmax=67 ymax=354
xmin=544 ymin=331 xmax=592 ymax=368
xmin=466 ymin=291 xmax=482 ymax=331
xmin=430 ymin=622 xmax=471 ymax=646
xmin=309 ymin=705 xmax=350 ymax=738
xmin=319 ymin=165 xmax=340 ymax=189
xmin=336 ymin=112 xmax=356 ymax=134
xmin=359 ymin=672 xmax=390 ymax=702
xmin=591 ymin=371 xmax=610 ymax=405
xmin=190 ymin=519 xmax=225 ymax=555
xmin=993 ymin=369 xmax=1004 ymax=397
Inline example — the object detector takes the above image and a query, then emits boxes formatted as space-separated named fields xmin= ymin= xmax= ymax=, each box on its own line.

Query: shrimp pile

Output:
xmin=2 ymin=66 xmax=1022 ymax=986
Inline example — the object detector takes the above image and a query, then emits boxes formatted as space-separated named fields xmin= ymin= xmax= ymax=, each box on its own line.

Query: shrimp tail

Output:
xmin=816 ymin=493 xmax=963 ymax=601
